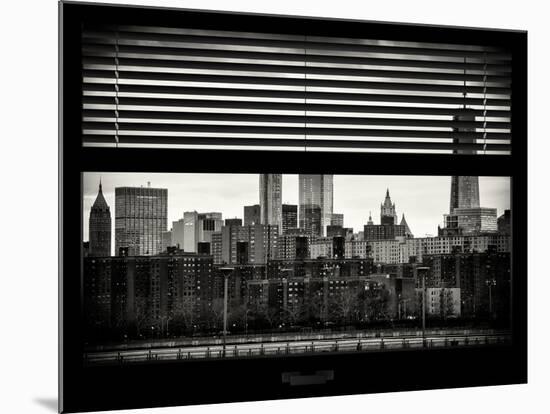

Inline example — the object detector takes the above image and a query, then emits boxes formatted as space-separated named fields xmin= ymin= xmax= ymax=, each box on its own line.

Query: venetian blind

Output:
xmin=82 ymin=24 xmax=511 ymax=154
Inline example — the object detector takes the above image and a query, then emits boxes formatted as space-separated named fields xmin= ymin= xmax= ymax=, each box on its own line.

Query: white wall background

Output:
xmin=0 ymin=0 xmax=547 ymax=413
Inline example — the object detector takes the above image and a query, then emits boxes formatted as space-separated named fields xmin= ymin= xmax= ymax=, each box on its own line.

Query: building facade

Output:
xmin=303 ymin=205 xmax=322 ymax=238
xmin=310 ymin=237 xmax=333 ymax=259
xmin=160 ymin=230 xmax=173 ymax=252
xmin=330 ymin=213 xmax=344 ymax=227
xmin=450 ymin=176 xmax=480 ymax=213
xmin=260 ymin=174 xmax=283 ymax=233
xmin=498 ymin=209 xmax=511 ymax=235
xmin=225 ymin=218 xmax=243 ymax=227
xmin=363 ymin=189 xmax=406 ymax=241
xmin=380 ymin=189 xmax=398 ymax=225
xmin=442 ymin=173 xmax=499 ymax=236
xmin=244 ymin=204 xmax=261 ymax=226
xmin=171 ymin=218 xmax=185 ymax=249
xmin=299 ymin=175 xmax=333 ymax=237
xmin=198 ymin=213 xmax=224 ymax=247
xmin=218 ymin=224 xmax=279 ymax=265
xmin=259 ymin=174 xmax=282 ymax=233
xmin=420 ymin=251 xmax=511 ymax=319
xmin=278 ymin=229 xmax=310 ymax=260
xmin=364 ymin=223 xmax=406 ymax=241
xmin=176 ymin=211 xmax=224 ymax=253
xmin=417 ymin=288 xmax=461 ymax=318
xmin=446 ymin=207 xmax=498 ymax=235
xmin=282 ymin=204 xmax=298 ymax=234
xmin=115 ymin=185 xmax=168 ymax=256
xmin=89 ymin=180 xmax=112 ymax=257
xmin=83 ymin=252 xmax=216 ymax=338
xmin=369 ymin=240 xmax=402 ymax=264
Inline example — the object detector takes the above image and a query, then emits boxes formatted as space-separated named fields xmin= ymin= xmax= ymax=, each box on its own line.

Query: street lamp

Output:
xmin=219 ymin=266 xmax=234 ymax=357
xmin=416 ymin=266 xmax=430 ymax=347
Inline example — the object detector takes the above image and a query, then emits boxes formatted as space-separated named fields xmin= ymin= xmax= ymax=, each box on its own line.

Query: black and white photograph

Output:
xmin=82 ymin=173 xmax=511 ymax=364
xmin=38 ymin=0 xmax=534 ymax=412
xmin=10 ymin=0 xmax=550 ymax=412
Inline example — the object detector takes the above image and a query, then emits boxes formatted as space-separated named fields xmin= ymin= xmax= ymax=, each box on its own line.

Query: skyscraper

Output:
xmin=299 ymin=174 xmax=333 ymax=237
xmin=380 ymin=189 xmax=398 ymax=225
xmin=89 ymin=180 xmax=111 ymax=257
xmin=282 ymin=204 xmax=298 ymax=234
xmin=303 ymin=205 xmax=322 ymax=237
xmin=160 ymin=230 xmax=173 ymax=252
xmin=198 ymin=212 xmax=223 ymax=247
xmin=225 ymin=218 xmax=243 ymax=227
xmin=115 ymin=184 xmax=167 ymax=256
xmin=453 ymin=207 xmax=498 ymax=234
xmin=449 ymin=111 xmax=481 ymax=214
xmin=331 ymin=213 xmax=344 ymax=227
xmin=220 ymin=224 xmax=278 ymax=265
xmin=259 ymin=174 xmax=282 ymax=233
xmin=183 ymin=211 xmax=198 ymax=252
xmin=498 ymin=210 xmax=511 ymax=235
xmin=172 ymin=218 xmax=185 ymax=249
xmin=180 ymin=211 xmax=223 ymax=253
xmin=278 ymin=228 xmax=309 ymax=260
xmin=244 ymin=204 xmax=261 ymax=226
xmin=364 ymin=190 xmax=405 ymax=241
xmin=442 ymin=174 xmax=493 ymax=236
xmin=450 ymin=176 xmax=480 ymax=213
xmin=327 ymin=214 xmax=350 ymax=238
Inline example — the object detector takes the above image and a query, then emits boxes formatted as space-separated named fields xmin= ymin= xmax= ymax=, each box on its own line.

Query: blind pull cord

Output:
xmin=482 ymin=52 xmax=488 ymax=154
xmin=114 ymin=29 xmax=120 ymax=149
xmin=304 ymin=34 xmax=307 ymax=152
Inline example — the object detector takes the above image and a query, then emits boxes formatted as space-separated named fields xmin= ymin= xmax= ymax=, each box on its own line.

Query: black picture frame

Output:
xmin=59 ymin=2 xmax=527 ymax=412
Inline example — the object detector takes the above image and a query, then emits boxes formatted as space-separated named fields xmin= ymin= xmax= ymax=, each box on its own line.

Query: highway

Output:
xmin=84 ymin=331 xmax=511 ymax=365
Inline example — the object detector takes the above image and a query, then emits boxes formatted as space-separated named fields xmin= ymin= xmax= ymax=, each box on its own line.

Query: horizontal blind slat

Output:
xmin=83 ymin=84 xmax=511 ymax=106
xmin=83 ymin=56 xmax=511 ymax=83
xmin=81 ymin=97 xmax=510 ymax=118
xmin=82 ymin=135 xmax=510 ymax=152
xmin=82 ymin=109 xmax=511 ymax=129
xmin=83 ymin=70 xmax=510 ymax=95
xmin=83 ymin=44 xmax=512 ymax=73
xmin=82 ymin=122 xmax=510 ymax=139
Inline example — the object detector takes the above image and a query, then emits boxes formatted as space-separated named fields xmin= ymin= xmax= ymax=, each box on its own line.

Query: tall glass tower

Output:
xmin=450 ymin=176 xmax=480 ymax=213
xmin=259 ymin=174 xmax=282 ymax=233
xmin=298 ymin=175 xmax=333 ymax=237
xmin=282 ymin=204 xmax=298 ymax=234
xmin=450 ymin=110 xmax=480 ymax=214
xmin=115 ymin=184 xmax=167 ymax=256
xmin=89 ymin=180 xmax=111 ymax=257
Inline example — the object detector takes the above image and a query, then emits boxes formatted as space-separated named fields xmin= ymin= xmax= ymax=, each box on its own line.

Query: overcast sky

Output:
xmin=83 ymin=173 xmax=510 ymax=242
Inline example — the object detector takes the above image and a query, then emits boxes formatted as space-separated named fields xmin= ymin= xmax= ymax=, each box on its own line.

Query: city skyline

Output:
xmin=83 ymin=173 xmax=511 ymax=253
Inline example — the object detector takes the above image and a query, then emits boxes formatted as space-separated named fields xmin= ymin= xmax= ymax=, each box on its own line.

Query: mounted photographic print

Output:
xmin=59 ymin=2 xmax=527 ymax=412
